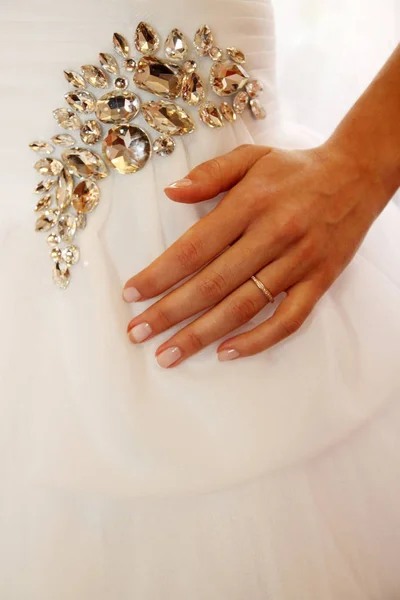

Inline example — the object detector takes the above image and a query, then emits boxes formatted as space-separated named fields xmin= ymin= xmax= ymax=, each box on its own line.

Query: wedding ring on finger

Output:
xmin=250 ymin=275 xmax=275 ymax=303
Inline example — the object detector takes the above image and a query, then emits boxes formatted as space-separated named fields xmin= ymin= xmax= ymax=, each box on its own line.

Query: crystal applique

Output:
xmin=123 ymin=58 xmax=137 ymax=73
xmin=34 ymin=194 xmax=52 ymax=212
xmin=165 ymin=28 xmax=188 ymax=62
xmin=210 ymin=60 xmax=249 ymax=96
xmin=194 ymin=25 xmax=213 ymax=56
xmin=95 ymin=90 xmax=141 ymax=124
xmin=103 ymin=124 xmax=152 ymax=175
xmin=114 ymin=76 xmax=128 ymax=90
xmin=53 ymin=108 xmax=81 ymax=130
xmin=81 ymin=65 xmax=108 ymax=89
xmin=80 ymin=120 xmax=102 ymax=145
xmin=76 ymin=213 xmax=87 ymax=229
xmin=249 ymin=98 xmax=266 ymax=120
xmin=35 ymin=179 xmax=57 ymax=194
xmin=113 ymin=32 xmax=130 ymax=58
xmin=135 ymin=21 xmax=160 ymax=55
xmin=35 ymin=209 xmax=60 ymax=232
xmin=50 ymin=247 xmax=62 ymax=262
xmin=52 ymin=261 xmax=71 ymax=290
xmin=62 ymin=245 xmax=80 ymax=265
xmin=134 ymin=56 xmax=183 ymax=99
xmin=227 ymin=47 xmax=246 ymax=64
xmin=64 ymin=70 xmax=86 ymax=89
xmin=141 ymin=100 xmax=195 ymax=136
xmin=62 ymin=148 xmax=108 ymax=179
xmin=181 ymin=72 xmax=205 ymax=106
xmin=233 ymin=90 xmax=249 ymax=114
xmin=65 ymin=90 xmax=96 ymax=114
xmin=153 ymin=136 xmax=176 ymax=157
xmin=246 ymin=80 xmax=264 ymax=99
xmin=209 ymin=46 xmax=223 ymax=61
xmin=47 ymin=233 xmax=61 ymax=246
xmin=29 ymin=141 xmax=54 ymax=154
xmin=99 ymin=52 xmax=119 ymax=75
xmin=220 ymin=101 xmax=237 ymax=122
xmin=198 ymin=101 xmax=224 ymax=128
xmin=55 ymin=168 xmax=74 ymax=210
xmin=58 ymin=214 xmax=77 ymax=242
xmin=183 ymin=60 xmax=197 ymax=74
xmin=71 ymin=180 xmax=100 ymax=213
xmin=34 ymin=157 xmax=64 ymax=176
xmin=51 ymin=133 xmax=76 ymax=147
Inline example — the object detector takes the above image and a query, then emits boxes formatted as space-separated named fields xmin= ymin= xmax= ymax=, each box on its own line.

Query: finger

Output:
xmin=164 ymin=144 xmax=271 ymax=204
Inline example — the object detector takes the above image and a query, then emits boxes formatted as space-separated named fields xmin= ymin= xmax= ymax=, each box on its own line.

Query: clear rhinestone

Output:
xmin=34 ymin=179 xmax=57 ymax=194
xmin=99 ymin=52 xmax=119 ymax=75
xmin=56 ymin=168 xmax=74 ymax=210
xmin=64 ymin=70 xmax=86 ymax=89
xmin=51 ymin=134 xmax=76 ymax=147
xmin=114 ymin=76 xmax=128 ymax=90
xmin=227 ymin=47 xmax=246 ymax=64
xmin=198 ymin=101 xmax=224 ymax=128
xmin=76 ymin=213 xmax=87 ymax=229
xmin=58 ymin=213 xmax=77 ymax=242
xmin=113 ymin=32 xmax=130 ymax=58
xmin=62 ymin=245 xmax=80 ymax=265
xmin=135 ymin=21 xmax=160 ymax=55
xmin=246 ymin=80 xmax=264 ymax=99
xmin=209 ymin=46 xmax=223 ymax=61
xmin=62 ymin=148 xmax=108 ymax=179
xmin=95 ymin=90 xmax=141 ymax=124
xmin=153 ymin=136 xmax=176 ymax=157
xmin=34 ymin=158 xmax=64 ymax=176
xmin=220 ymin=101 xmax=237 ymax=122
xmin=183 ymin=60 xmax=197 ymax=74
xmin=47 ymin=233 xmax=61 ymax=246
xmin=165 ymin=28 xmax=188 ymax=62
xmin=181 ymin=72 xmax=205 ymax=106
xmin=194 ymin=25 xmax=213 ymax=56
xmin=141 ymin=100 xmax=195 ymax=136
xmin=249 ymin=98 xmax=267 ymax=120
xmin=65 ymin=90 xmax=96 ymax=113
xmin=103 ymin=124 xmax=152 ymax=175
xmin=34 ymin=194 xmax=52 ymax=212
xmin=53 ymin=108 xmax=81 ymax=130
xmin=35 ymin=209 xmax=60 ymax=232
xmin=52 ymin=261 xmax=71 ymax=290
xmin=210 ymin=60 xmax=249 ymax=96
xmin=123 ymin=58 xmax=137 ymax=73
xmin=134 ymin=56 xmax=183 ymax=99
xmin=81 ymin=65 xmax=108 ymax=89
xmin=50 ymin=247 xmax=62 ymax=262
xmin=233 ymin=90 xmax=249 ymax=114
xmin=80 ymin=120 xmax=102 ymax=145
xmin=29 ymin=141 xmax=54 ymax=154
xmin=71 ymin=180 xmax=100 ymax=213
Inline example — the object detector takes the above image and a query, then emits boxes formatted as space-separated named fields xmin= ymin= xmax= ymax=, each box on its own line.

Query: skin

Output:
xmin=123 ymin=44 xmax=400 ymax=368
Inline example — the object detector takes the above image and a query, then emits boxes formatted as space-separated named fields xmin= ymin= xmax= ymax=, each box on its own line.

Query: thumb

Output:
xmin=164 ymin=143 xmax=271 ymax=204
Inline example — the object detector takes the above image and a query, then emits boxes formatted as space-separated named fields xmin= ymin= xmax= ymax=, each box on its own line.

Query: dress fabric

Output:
xmin=1 ymin=0 xmax=400 ymax=598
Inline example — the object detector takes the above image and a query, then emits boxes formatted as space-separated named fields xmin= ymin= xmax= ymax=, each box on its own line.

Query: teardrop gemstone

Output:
xmin=210 ymin=60 xmax=249 ymax=96
xmin=135 ymin=21 xmax=160 ymax=55
xmin=165 ymin=28 xmax=188 ymax=62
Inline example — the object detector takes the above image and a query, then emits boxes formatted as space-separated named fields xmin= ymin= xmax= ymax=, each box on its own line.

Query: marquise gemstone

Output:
xmin=62 ymin=148 xmax=108 ymax=179
xmin=141 ymin=100 xmax=195 ymax=136
xmin=81 ymin=65 xmax=108 ymax=89
xmin=99 ymin=52 xmax=119 ymax=75
xmin=65 ymin=90 xmax=96 ymax=113
xmin=133 ymin=56 xmax=183 ymax=99
xmin=56 ymin=168 xmax=74 ymax=210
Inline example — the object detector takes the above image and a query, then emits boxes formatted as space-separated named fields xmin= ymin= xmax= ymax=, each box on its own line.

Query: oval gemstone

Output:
xmin=72 ymin=180 xmax=100 ymax=213
xmin=210 ymin=60 xmax=249 ymax=96
xmin=96 ymin=90 xmax=141 ymax=124
xmin=103 ymin=125 xmax=152 ymax=175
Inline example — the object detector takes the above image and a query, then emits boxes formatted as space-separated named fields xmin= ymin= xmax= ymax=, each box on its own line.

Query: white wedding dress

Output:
xmin=1 ymin=0 xmax=400 ymax=598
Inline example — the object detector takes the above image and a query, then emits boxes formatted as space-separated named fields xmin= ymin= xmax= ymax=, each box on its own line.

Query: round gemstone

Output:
xmin=123 ymin=58 xmax=137 ymax=72
xmin=47 ymin=233 xmax=61 ymax=247
xmin=80 ymin=120 xmax=102 ymax=145
xmin=95 ymin=90 xmax=141 ymax=124
xmin=103 ymin=124 xmax=151 ymax=175
xmin=153 ymin=136 xmax=175 ymax=157
xmin=246 ymin=79 xmax=264 ymax=99
xmin=50 ymin=247 xmax=62 ymax=262
xmin=209 ymin=46 xmax=223 ymax=61
xmin=114 ymin=76 xmax=128 ymax=90
xmin=72 ymin=180 xmax=100 ymax=213
xmin=62 ymin=245 xmax=80 ymax=265
xmin=182 ymin=60 xmax=197 ymax=74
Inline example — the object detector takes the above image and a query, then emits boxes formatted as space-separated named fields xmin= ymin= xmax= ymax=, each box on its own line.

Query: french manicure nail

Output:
xmin=218 ymin=349 xmax=240 ymax=362
xmin=129 ymin=322 xmax=152 ymax=343
xmin=166 ymin=178 xmax=192 ymax=189
xmin=156 ymin=346 xmax=182 ymax=368
xmin=123 ymin=286 xmax=142 ymax=303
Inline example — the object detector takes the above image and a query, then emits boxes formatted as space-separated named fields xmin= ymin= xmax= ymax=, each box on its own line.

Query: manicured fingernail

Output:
xmin=166 ymin=178 xmax=192 ymax=189
xmin=156 ymin=346 xmax=182 ymax=368
xmin=123 ymin=286 xmax=142 ymax=303
xmin=129 ymin=322 xmax=152 ymax=343
xmin=218 ymin=349 xmax=240 ymax=362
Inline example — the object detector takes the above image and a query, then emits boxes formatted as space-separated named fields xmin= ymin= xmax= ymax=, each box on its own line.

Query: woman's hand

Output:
xmin=123 ymin=141 xmax=387 ymax=368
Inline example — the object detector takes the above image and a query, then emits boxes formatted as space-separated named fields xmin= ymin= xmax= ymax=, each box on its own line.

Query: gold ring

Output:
xmin=251 ymin=275 xmax=275 ymax=303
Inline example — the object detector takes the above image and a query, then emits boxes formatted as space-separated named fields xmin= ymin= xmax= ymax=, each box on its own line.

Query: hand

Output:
xmin=123 ymin=142 xmax=386 ymax=368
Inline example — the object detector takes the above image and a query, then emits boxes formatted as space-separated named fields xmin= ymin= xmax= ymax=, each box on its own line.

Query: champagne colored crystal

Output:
xmin=29 ymin=141 xmax=54 ymax=154
xmin=233 ymin=90 xmax=249 ymax=114
xmin=194 ymin=25 xmax=213 ymax=56
xmin=58 ymin=214 xmax=77 ymax=242
xmin=76 ymin=213 xmax=87 ymax=229
xmin=50 ymin=247 xmax=62 ymax=262
xmin=123 ymin=58 xmax=137 ymax=73
xmin=210 ymin=60 xmax=249 ymax=96
xmin=62 ymin=245 xmax=80 ymax=265
xmin=198 ymin=101 xmax=224 ymax=128
xmin=246 ymin=79 xmax=264 ymax=99
xmin=53 ymin=108 xmax=81 ymax=130
xmin=51 ymin=134 xmax=76 ymax=147
xmin=220 ymin=101 xmax=237 ymax=122
xmin=34 ymin=179 xmax=56 ymax=194
xmin=134 ymin=56 xmax=183 ymax=99
xmin=56 ymin=168 xmax=74 ymax=210
xmin=65 ymin=90 xmax=96 ymax=113
xmin=99 ymin=52 xmax=119 ymax=75
xmin=181 ymin=72 xmax=205 ymax=106
xmin=114 ymin=76 xmax=128 ymax=90
xmin=47 ymin=233 xmax=61 ymax=246
xmin=71 ymin=180 xmax=100 ymax=213
xmin=52 ymin=261 xmax=71 ymax=290
xmin=102 ymin=124 xmax=152 ymax=175
xmin=141 ymin=100 xmax=195 ymax=136
xmin=113 ymin=32 xmax=130 ymax=58
xmin=64 ymin=70 xmax=86 ymax=89
xmin=34 ymin=194 xmax=52 ymax=212
xmin=35 ymin=209 xmax=60 ymax=232
xmin=34 ymin=158 xmax=64 ymax=176
xmin=183 ymin=60 xmax=197 ymax=74
xmin=95 ymin=90 xmax=141 ymax=124
xmin=165 ymin=28 xmax=188 ymax=62
xmin=81 ymin=65 xmax=108 ymax=89
xmin=135 ymin=21 xmax=160 ymax=55
xmin=153 ymin=136 xmax=175 ymax=157
xmin=209 ymin=46 xmax=222 ymax=61
xmin=227 ymin=47 xmax=246 ymax=64
xmin=62 ymin=148 xmax=108 ymax=179
xmin=249 ymin=98 xmax=267 ymax=120
xmin=80 ymin=120 xmax=102 ymax=145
